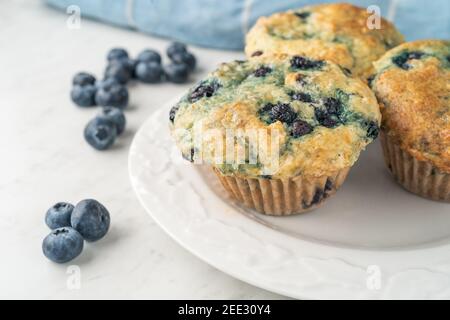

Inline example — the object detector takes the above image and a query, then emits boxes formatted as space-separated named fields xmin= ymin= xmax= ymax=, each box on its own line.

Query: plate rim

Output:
xmin=129 ymin=101 xmax=450 ymax=300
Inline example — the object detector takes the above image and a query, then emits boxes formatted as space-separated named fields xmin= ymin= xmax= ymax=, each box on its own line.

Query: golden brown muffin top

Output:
xmin=245 ymin=3 xmax=404 ymax=80
xmin=170 ymin=54 xmax=381 ymax=178
xmin=372 ymin=40 xmax=450 ymax=173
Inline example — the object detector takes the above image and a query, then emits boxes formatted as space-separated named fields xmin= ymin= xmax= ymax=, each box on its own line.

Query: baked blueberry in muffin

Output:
xmin=170 ymin=54 xmax=381 ymax=215
xmin=245 ymin=3 xmax=404 ymax=80
xmin=372 ymin=40 xmax=450 ymax=202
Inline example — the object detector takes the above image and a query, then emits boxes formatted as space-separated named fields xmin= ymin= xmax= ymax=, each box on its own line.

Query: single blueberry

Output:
xmin=71 ymin=199 xmax=111 ymax=242
xmin=104 ymin=60 xmax=132 ymax=84
xmin=170 ymin=52 xmax=197 ymax=71
xmin=251 ymin=50 xmax=263 ymax=57
xmin=95 ymin=83 xmax=129 ymax=109
xmin=71 ymin=85 xmax=97 ymax=107
xmin=290 ymin=92 xmax=313 ymax=103
xmin=107 ymin=48 xmax=129 ymax=61
xmin=45 ymin=202 xmax=74 ymax=230
xmin=84 ymin=117 xmax=117 ymax=150
xmin=137 ymin=49 xmax=162 ymax=64
xmin=291 ymin=56 xmax=324 ymax=70
xmin=291 ymin=120 xmax=313 ymax=137
xmin=73 ymin=72 xmax=96 ymax=86
xmin=253 ymin=66 xmax=272 ymax=77
xmin=98 ymin=107 xmax=126 ymax=135
xmin=167 ymin=42 xmax=187 ymax=59
xmin=268 ymin=103 xmax=297 ymax=124
xmin=42 ymin=227 xmax=84 ymax=264
xmin=136 ymin=61 xmax=164 ymax=83
xmin=164 ymin=63 xmax=189 ymax=84
xmin=189 ymin=81 xmax=221 ymax=102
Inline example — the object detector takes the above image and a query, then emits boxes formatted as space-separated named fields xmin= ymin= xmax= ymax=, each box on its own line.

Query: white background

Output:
xmin=0 ymin=0 xmax=283 ymax=299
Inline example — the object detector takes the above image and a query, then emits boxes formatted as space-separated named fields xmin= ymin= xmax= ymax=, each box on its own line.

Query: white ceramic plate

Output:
xmin=129 ymin=102 xmax=450 ymax=300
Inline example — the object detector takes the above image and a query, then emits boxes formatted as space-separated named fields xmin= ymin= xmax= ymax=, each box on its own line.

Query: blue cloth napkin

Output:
xmin=46 ymin=0 xmax=449 ymax=50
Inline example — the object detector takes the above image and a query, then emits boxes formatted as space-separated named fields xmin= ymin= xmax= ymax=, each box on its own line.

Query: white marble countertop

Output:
xmin=0 ymin=0 xmax=282 ymax=299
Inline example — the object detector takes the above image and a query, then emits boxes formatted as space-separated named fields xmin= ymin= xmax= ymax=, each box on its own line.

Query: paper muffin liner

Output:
xmin=212 ymin=167 xmax=350 ymax=216
xmin=380 ymin=133 xmax=450 ymax=202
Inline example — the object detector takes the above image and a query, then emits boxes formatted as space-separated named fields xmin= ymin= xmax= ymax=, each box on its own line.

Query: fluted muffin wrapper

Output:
xmin=380 ymin=133 xmax=450 ymax=202
xmin=213 ymin=167 xmax=350 ymax=216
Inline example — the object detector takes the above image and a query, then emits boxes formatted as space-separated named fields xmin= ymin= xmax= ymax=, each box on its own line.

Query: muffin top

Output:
xmin=170 ymin=54 xmax=380 ymax=179
xmin=372 ymin=40 xmax=450 ymax=173
xmin=245 ymin=3 xmax=404 ymax=80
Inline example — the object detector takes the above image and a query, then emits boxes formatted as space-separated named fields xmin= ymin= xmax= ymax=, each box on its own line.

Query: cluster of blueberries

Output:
xmin=71 ymin=42 xmax=196 ymax=150
xmin=42 ymin=200 xmax=110 ymax=263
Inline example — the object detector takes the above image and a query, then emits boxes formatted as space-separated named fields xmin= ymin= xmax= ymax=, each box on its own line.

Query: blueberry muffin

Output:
xmin=371 ymin=40 xmax=450 ymax=202
xmin=170 ymin=54 xmax=381 ymax=215
xmin=245 ymin=3 xmax=404 ymax=80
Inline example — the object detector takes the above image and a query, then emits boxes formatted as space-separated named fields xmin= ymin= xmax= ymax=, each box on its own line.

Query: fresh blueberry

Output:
xmin=291 ymin=56 xmax=324 ymax=70
xmin=84 ymin=117 xmax=117 ymax=150
xmin=290 ymin=92 xmax=313 ymax=103
xmin=73 ymin=72 xmax=96 ymax=86
xmin=189 ymin=81 xmax=221 ymax=102
xmin=42 ymin=227 xmax=84 ymax=264
xmin=268 ymin=103 xmax=297 ymax=124
xmin=95 ymin=83 xmax=129 ymax=109
xmin=104 ymin=60 xmax=132 ymax=84
xmin=107 ymin=48 xmax=129 ymax=61
xmin=170 ymin=52 xmax=197 ymax=71
xmin=164 ymin=63 xmax=189 ymax=83
xmin=291 ymin=120 xmax=313 ymax=138
xmin=253 ymin=66 xmax=272 ymax=77
xmin=137 ymin=49 xmax=162 ymax=64
xmin=98 ymin=107 xmax=126 ymax=135
xmin=45 ymin=202 xmax=74 ymax=230
xmin=71 ymin=199 xmax=111 ymax=242
xmin=71 ymin=85 xmax=97 ymax=107
xmin=167 ymin=42 xmax=187 ymax=59
xmin=136 ymin=61 xmax=164 ymax=83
